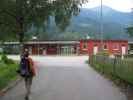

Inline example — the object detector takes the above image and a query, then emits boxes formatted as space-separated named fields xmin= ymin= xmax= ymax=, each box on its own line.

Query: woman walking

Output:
xmin=18 ymin=51 xmax=36 ymax=100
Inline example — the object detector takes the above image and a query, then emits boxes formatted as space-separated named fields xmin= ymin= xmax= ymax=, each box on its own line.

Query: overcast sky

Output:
xmin=82 ymin=0 xmax=133 ymax=12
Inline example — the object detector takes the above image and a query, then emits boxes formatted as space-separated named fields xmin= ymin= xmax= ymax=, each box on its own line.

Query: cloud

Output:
xmin=82 ymin=0 xmax=133 ymax=12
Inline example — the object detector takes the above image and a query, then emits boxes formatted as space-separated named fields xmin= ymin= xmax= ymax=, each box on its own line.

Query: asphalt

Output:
xmin=0 ymin=56 xmax=127 ymax=100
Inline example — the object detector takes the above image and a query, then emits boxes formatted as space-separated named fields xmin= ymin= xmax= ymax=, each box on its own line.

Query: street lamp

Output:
xmin=100 ymin=0 xmax=103 ymax=51
xmin=32 ymin=36 xmax=39 ymax=55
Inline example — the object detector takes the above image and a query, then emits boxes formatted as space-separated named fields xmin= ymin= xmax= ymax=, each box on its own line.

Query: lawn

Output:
xmin=0 ymin=61 xmax=18 ymax=90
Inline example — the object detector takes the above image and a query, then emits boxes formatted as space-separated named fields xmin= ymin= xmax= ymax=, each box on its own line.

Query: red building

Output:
xmin=2 ymin=39 xmax=128 ymax=56
xmin=23 ymin=41 xmax=80 ymax=55
xmin=80 ymin=39 xmax=128 ymax=56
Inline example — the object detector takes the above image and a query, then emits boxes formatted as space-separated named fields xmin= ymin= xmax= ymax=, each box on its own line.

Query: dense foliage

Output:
xmin=0 ymin=63 xmax=18 ymax=90
xmin=0 ymin=0 xmax=88 ymax=42
xmin=1 ymin=54 xmax=15 ymax=64
xmin=126 ymin=26 xmax=133 ymax=37
xmin=0 ymin=55 xmax=17 ymax=90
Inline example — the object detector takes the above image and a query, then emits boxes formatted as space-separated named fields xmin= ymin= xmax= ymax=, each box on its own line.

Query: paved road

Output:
xmin=0 ymin=56 xmax=127 ymax=100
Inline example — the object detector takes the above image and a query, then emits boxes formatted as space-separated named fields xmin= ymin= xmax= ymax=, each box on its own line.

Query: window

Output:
xmin=83 ymin=42 xmax=88 ymax=49
xmin=113 ymin=44 xmax=119 ymax=50
xmin=103 ymin=44 xmax=108 ymax=50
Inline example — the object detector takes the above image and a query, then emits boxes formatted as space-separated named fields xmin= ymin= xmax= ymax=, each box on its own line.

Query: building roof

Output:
xmin=25 ymin=41 xmax=79 ymax=44
xmin=80 ymin=39 xmax=128 ymax=42
xmin=3 ymin=41 xmax=80 ymax=45
xmin=2 ymin=39 xmax=129 ymax=45
xmin=3 ymin=42 xmax=20 ymax=45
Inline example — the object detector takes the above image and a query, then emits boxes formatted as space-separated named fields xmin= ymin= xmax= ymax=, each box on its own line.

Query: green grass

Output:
xmin=124 ymin=58 xmax=133 ymax=61
xmin=90 ymin=56 xmax=133 ymax=85
xmin=0 ymin=62 xmax=18 ymax=90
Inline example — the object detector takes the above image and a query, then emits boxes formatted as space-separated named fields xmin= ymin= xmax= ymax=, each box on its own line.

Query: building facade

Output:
xmin=23 ymin=41 xmax=80 ymax=55
xmin=80 ymin=39 xmax=128 ymax=56
xmin=1 ymin=39 xmax=128 ymax=56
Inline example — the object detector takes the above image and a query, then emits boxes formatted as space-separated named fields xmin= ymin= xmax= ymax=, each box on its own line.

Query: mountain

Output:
xmin=81 ymin=6 xmax=132 ymax=27
xmin=29 ymin=6 xmax=132 ymax=40
xmin=65 ymin=6 xmax=132 ymax=39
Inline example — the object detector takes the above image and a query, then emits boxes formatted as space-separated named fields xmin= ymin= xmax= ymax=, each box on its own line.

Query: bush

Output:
xmin=0 ymin=63 xmax=18 ymax=90
xmin=1 ymin=54 xmax=15 ymax=64
xmin=5 ymin=59 xmax=15 ymax=64
xmin=1 ymin=54 xmax=8 ymax=61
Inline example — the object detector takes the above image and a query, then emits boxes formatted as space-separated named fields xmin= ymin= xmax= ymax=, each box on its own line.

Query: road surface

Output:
xmin=0 ymin=56 xmax=127 ymax=100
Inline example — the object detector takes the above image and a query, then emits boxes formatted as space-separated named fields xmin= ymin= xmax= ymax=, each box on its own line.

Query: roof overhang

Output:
xmin=2 ymin=41 xmax=80 ymax=45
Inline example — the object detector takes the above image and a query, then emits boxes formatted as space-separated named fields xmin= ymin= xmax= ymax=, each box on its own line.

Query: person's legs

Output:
xmin=24 ymin=77 xmax=33 ymax=100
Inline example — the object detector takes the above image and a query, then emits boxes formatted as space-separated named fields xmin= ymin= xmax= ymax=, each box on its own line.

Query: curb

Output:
xmin=0 ymin=77 xmax=22 ymax=96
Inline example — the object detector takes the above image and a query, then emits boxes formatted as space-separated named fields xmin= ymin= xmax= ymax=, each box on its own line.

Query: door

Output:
xmin=122 ymin=46 xmax=126 ymax=55
xmin=93 ymin=46 xmax=98 ymax=55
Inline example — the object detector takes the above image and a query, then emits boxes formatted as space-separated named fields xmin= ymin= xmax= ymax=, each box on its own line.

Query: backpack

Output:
xmin=19 ymin=57 xmax=32 ymax=77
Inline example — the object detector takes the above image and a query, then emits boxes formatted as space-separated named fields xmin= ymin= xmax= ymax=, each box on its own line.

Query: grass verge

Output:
xmin=89 ymin=56 xmax=133 ymax=100
xmin=0 ymin=62 xmax=18 ymax=90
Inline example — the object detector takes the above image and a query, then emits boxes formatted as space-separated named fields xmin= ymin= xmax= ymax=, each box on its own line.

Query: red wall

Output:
xmin=80 ymin=40 xmax=88 ymax=54
xmin=23 ymin=40 xmax=128 ymax=56
xmin=80 ymin=40 xmax=128 ymax=55
xmin=47 ymin=47 xmax=57 ymax=55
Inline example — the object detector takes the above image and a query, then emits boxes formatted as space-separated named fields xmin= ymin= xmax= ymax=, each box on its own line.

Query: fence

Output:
xmin=90 ymin=55 xmax=133 ymax=85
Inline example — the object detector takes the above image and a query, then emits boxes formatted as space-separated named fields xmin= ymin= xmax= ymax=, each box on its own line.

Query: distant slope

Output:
xmin=28 ymin=6 xmax=132 ymax=40
xmin=65 ymin=6 xmax=131 ymax=39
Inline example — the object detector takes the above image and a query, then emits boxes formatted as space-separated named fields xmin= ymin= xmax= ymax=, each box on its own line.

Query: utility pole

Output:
xmin=100 ymin=0 xmax=103 ymax=51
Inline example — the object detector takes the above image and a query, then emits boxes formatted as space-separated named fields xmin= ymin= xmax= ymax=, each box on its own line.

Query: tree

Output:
xmin=0 ymin=0 xmax=88 ymax=54
xmin=126 ymin=26 xmax=133 ymax=37
xmin=0 ymin=0 xmax=88 ymax=42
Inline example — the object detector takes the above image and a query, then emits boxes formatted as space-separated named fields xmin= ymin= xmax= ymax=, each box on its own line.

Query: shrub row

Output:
xmin=0 ymin=63 xmax=18 ymax=90
xmin=0 ymin=54 xmax=18 ymax=90
xmin=1 ymin=54 xmax=15 ymax=64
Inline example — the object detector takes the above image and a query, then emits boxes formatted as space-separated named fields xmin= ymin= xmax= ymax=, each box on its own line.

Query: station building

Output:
xmin=2 ymin=39 xmax=128 ymax=56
